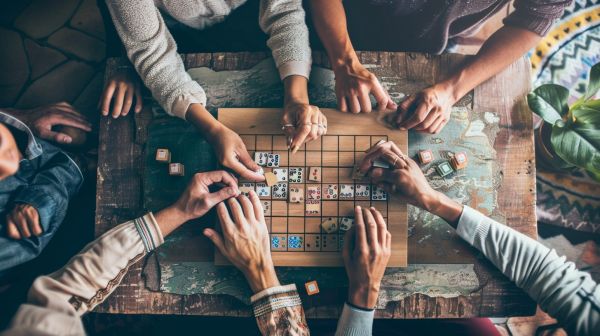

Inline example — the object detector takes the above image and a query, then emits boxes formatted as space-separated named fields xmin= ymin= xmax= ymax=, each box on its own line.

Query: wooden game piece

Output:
xmin=288 ymin=235 xmax=304 ymax=250
xmin=155 ymin=148 xmax=171 ymax=163
xmin=262 ymin=201 xmax=271 ymax=216
xmin=324 ymin=184 xmax=338 ymax=200
xmin=450 ymin=152 xmax=468 ymax=170
xmin=168 ymin=163 xmax=184 ymax=176
xmin=254 ymin=152 xmax=269 ymax=166
xmin=321 ymin=217 xmax=338 ymax=233
xmin=270 ymin=234 xmax=287 ymax=251
xmin=308 ymin=167 xmax=321 ymax=182
xmin=418 ymin=149 xmax=434 ymax=164
xmin=273 ymin=168 xmax=288 ymax=182
xmin=339 ymin=217 xmax=354 ymax=231
xmin=305 ymin=280 xmax=320 ymax=295
xmin=373 ymin=159 xmax=391 ymax=169
xmin=288 ymin=167 xmax=304 ymax=183
xmin=256 ymin=183 xmax=271 ymax=198
xmin=355 ymin=184 xmax=370 ymax=199
xmin=306 ymin=185 xmax=321 ymax=200
xmin=264 ymin=172 xmax=278 ymax=187
xmin=321 ymin=234 xmax=339 ymax=251
xmin=288 ymin=186 xmax=304 ymax=203
xmin=371 ymin=186 xmax=388 ymax=201
xmin=239 ymin=182 xmax=255 ymax=196
xmin=340 ymin=184 xmax=354 ymax=199
xmin=272 ymin=183 xmax=288 ymax=199
xmin=305 ymin=200 xmax=320 ymax=215
xmin=267 ymin=153 xmax=281 ymax=167
xmin=436 ymin=161 xmax=454 ymax=177
xmin=305 ymin=234 xmax=321 ymax=251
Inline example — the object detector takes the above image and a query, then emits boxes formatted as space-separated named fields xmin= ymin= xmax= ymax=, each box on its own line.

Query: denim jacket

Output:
xmin=0 ymin=112 xmax=83 ymax=272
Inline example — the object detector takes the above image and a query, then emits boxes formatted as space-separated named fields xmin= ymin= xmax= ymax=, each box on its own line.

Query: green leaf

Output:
xmin=551 ymin=125 xmax=600 ymax=174
xmin=572 ymin=104 xmax=600 ymax=130
xmin=584 ymin=62 xmax=600 ymax=101
xmin=527 ymin=84 xmax=570 ymax=124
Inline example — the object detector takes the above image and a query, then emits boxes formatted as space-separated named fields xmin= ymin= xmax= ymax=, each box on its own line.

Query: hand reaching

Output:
xmin=99 ymin=70 xmax=143 ymax=118
xmin=6 ymin=204 xmax=41 ymax=240
xmin=393 ymin=84 xmax=455 ymax=133
xmin=282 ymin=102 xmax=327 ymax=153
xmin=207 ymin=126 xmax=265 ymax=182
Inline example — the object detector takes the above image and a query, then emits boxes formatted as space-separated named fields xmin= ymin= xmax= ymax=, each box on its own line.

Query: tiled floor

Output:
xmin=0 ymin=0 xmax=105 ymax=124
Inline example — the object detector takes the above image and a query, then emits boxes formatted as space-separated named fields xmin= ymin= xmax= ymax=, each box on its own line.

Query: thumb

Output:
xmin=203 ymin=228 xmax=226 ymax=253
xmin=207 ymin=186 xmax=238 ymax=206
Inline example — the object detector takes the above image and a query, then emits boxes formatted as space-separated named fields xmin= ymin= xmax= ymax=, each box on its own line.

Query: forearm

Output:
xmin=284 ymin=75 xmax=309 ymax=106
xmin=309 ymin=0 xmax=356 ymax=69
xmin=440 ymin=26 xmax=541 ymax=102
xmin=185 ymin=103 xmax=223 ymax=138
xmin=251 ymin=284 xmax=309 ymax=335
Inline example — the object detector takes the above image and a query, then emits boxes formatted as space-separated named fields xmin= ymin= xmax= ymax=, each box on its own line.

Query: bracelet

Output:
xmin=253 ymin=294 xmax=302 ymax=317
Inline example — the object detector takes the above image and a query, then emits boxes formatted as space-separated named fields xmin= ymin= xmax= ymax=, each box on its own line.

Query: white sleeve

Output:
xmin=457 ymin=206 xmax=600 ymax=335
xmin=106 ymin=0 xmax=206 ymax=119
xmin=259 ymin=0 xmax=312 ymax=80
xmin=334 ymin=303 xmax=374 ymax=336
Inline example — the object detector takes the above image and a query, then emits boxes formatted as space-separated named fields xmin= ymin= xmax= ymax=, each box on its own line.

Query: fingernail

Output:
xmin=64 ymin=136 xmax=72 ymax=144
xmin=203 ymin=229 xmax=211 ymax=236
xmin=356 ymin=206 xmax=361 ymax=210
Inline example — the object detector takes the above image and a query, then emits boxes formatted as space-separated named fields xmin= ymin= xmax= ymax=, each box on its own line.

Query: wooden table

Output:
xmin=95 ymin=51 xmax=537 ymax=318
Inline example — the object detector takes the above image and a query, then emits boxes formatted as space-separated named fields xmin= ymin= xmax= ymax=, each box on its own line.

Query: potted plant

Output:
xmin=527 ymin=62 xmax=600 ymax=180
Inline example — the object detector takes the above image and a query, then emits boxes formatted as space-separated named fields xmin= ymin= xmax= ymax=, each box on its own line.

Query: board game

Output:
xmin=217 ymin=108 xmax=407 ymax=267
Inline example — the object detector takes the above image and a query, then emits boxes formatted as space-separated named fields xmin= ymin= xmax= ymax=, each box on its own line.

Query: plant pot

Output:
xmin=535 ymin=122 xmax=573 ymax=171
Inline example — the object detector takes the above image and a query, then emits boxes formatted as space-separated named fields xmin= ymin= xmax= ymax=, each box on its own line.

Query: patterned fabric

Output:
xmin=531 ymin=1 xmax=600 ymax=233
xmin=252 ymin=285 xmax=309 ymax=335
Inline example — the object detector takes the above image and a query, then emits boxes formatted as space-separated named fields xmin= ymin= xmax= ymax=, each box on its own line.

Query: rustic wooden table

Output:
xmin=95 ymin=51 xmax=537 ymax=318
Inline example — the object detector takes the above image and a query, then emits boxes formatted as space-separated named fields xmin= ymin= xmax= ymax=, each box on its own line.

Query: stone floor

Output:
xmin=0 ymin=1 xmax=598 ymax=336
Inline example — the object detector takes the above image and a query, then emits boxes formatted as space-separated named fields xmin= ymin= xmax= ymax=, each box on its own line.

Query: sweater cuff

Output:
xmin=251 ymin=284 xmax=297 ymax=303
xmin=134 ymin=212 xmax=165 ymax=253
xmin=170 ymin=90 xmax=207 ymax=120
xmin=278 ymin=61 xmax=312 ymax=80
xmin=335 ymin=303 xmax=374 ymax=336
xmin=503 ymin=12 xmax=557 ymax=36
xmin=456 ymin=206 xmax=491 ymax=247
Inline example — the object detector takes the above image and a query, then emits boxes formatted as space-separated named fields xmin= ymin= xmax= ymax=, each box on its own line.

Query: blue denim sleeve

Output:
xmin=12 ymin=152 xmax=83 ymax=232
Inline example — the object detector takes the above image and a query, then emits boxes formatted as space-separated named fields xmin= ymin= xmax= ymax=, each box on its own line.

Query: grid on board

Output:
xmin=239 ymin=134 xmax=389 ymax=252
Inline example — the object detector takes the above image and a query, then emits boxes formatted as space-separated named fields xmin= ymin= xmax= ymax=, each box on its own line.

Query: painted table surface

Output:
xmin=95 ymin=51 xmax=536 ymax=318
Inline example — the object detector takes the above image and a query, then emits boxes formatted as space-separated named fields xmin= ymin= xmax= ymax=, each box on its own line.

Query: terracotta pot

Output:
xmin=534 ymin=122 xmax=572 ymax=171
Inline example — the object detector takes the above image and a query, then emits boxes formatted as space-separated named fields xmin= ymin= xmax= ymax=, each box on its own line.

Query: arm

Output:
xmin=204 ymin=192 xmax=309 ymax=335
xmin=308 ymin=0 xmax=396 ymax=114
xmin=5 ymin=172 xmax=239 ymax=335
xmin=363 ymin=141 xmax=600 ymax=336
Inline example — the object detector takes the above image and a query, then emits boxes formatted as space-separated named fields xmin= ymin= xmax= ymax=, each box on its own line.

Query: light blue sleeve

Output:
xmin=335 ymin=303 xmax=374 ymax=336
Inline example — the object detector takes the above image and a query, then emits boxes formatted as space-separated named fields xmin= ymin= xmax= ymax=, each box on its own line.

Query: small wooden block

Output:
xmin=239 ymin=182 xmax=255 ymax=196
xmin=305 ymin=234 xmax=321 ymax=251
xmin=339 ymin=217 xmax=354 ymax=231
xmin=254 ymin=152 xmax=269 ymax=166
xmin=288 ymin=167 xmax=304 ymax=183
xmin=321 ymin=234 xmax=339 ymax=251
xmin=288 ymin=235 xmax=304 ymax=250
xmin=305 ymin=200 xmax=321 ymax=215
xmin=264 ymin=172 xmax=278 ymax=187
xmin=306 ymin=185 xmax=321 ymax=200
xmin=340 ymin=184 xmax=354 ymax=199
xmin=324 ymin=184 xmax=338 ymax=200
xmin=168 ymin=163 xmax=184 ymax=176
xmin=305 ymin=280 xmax=320 ymax=295
xmin=373 ymin=159 xmax=390 ymax=169
xmin=371 ymin=186 xmax=387 ymax=201
xmin=355 ymin=184 xmax=370 ymax=199
xmin=270 ymin=234 xmax=287 ymax=251
xmin=418 ymin=149 xmax=434 ymax=164
xmin=256 ymin=183 xmax=271 ymax=198
xmin=155 ymin=148 xmax=171 ymax=163
xmin=266 ymin=153 xmax=281 ymax=167
xmin=272 ymin=183 xmax=288 ymax=199
xmin=288 ymin=186 xmax=305 ymax=203
xmin=261 ymin=201 xmax=271 ymax=216
xmin=321 ymin=217 xmax=338 ymax=233
xmin=436 ymin=161 xmax=454 ymax=177
xmin=450 ymin=152 xmax=468 ymax=170
xmin=308 ymin=167 xmax=321 ymax=182
xmin=273 ymin=168 xmax=288 ymax=182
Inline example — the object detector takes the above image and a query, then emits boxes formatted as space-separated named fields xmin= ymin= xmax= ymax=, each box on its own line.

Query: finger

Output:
xmin=203 ymin=228 xmax=226 ymax=253
xmin=369 ymin=169 xmax=402 ymax=186
xmin=338 ymin=95 xmax=348 ymax=112
xmin=342 ymin=226 xmax=355 ymax=265
xmin=354 ymin=206 xmax=368 ymax=251
xmin=371 ymin=207 xmax=387 ymax=245
xmin=316 ymin=113 xmax=325 ymax=137
xmin=290 ymin=122 xmax=310 ymax=153
xmin=216 ymin=202 xmax=235 ymax=237
xmin=6 ymin=221 xmax=21 ymax=239
xmin=206 ymin=186 xmax=238 ymax=209
xmin=227 ymin=159 xmax=264 ymax=182
xmin=15 ymin=212 xmax=31 ymax=238
xmin=362 ymin=207 xmax=378 ymax=245
xmin=385 ymin=231 xmax=392 ymax=249
xmin=37 ymin=129 xmax=73 ymax=144
xmin=248 ymin=190 xmax=265 ymax=223
xmin=432 ymin=117 xmax=449 ymax=134
xmin=396 ymin=95 xmax=416 ymax=125
xmin=238 ymin=193 xmax=255 ymax=221
xmin=202 ymin=170 xmax=239 ymax=189
xmin=372 ymin=84 xmax=390 ymax=112
xmin=48 ymin=114 xmax=92 ymax=131
xmin=111 ymin=85 xmax=126 ymax=118
xmin=228 ymin=197 xmax=245 ymax=229
xmin=100 ymin=82 xmax=116 ymax=116
xmin=399 ymin=102 xmax=430 ymax=130
xmin=359 ymin=90 xmax=372 ymax=113
xmin=360 ymin=148 xmax=405 ymax=173
xmin=307 ymin=109 xmax=319 ymax=142
xmin=26 ymin=208 xmax=42 ymax=236
xmin=415 ymin=107 xmax=440 ymax=131
xmin=322 ymin=113 xmax=328 ymax=136
xmin=134 ymin=85 xmax=143 ymax=113
xmin=349 ymin=95 xmax=360 ymax=114
xmin=121 ymin=87 xmax=134 ymax=116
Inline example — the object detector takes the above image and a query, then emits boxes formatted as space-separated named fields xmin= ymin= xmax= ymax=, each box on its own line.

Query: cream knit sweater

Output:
xmin=106 ymin=0 xmax=312 ymax=119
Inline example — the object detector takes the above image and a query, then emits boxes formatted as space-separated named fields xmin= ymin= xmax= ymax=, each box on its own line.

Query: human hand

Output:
xmin=359 ymin=140 xmax=436 ymax=210
xmin=99 ymin=70 xmax=143 ymax=118
xmin=9 ymin=102 xmax=92 ymax=145
xmin=343 ymin=206 xmax=391 ymax=309
xmin=206 ymin=126 xmax=265 ymax=182
xmin=156 ymin=171 xmax=240 ymax=236
xmin=333 ymin=59 xmax=397 ymax=114
xmin=394 ymin=84 xmax=456 ymax=133
xmin=282 ymin=102 xmax=327 ymax=153
xmin=6 ymin=204 xmax=41 ymax=240
xmin=204 ymin=191 xmax=280 ymax=293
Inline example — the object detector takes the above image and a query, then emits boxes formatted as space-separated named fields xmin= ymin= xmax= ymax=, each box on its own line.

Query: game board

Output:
xmin=217 ymin=108 xmax=407 ymax=267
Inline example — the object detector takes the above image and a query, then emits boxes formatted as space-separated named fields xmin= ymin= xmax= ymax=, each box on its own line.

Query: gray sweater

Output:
xmin=106 ymin=0 xmax=311 ymax=119
xmin=335 ymin=206 xmax=600 ymax=335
